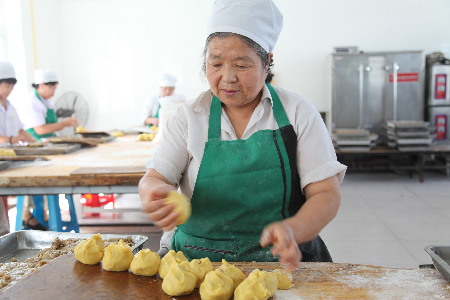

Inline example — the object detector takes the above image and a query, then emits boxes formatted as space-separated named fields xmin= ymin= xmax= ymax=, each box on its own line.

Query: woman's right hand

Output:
xmin=141 ymin=184 xmax=179 ymax=231
xmin=62 ymin=117 xmax=79 ymax=128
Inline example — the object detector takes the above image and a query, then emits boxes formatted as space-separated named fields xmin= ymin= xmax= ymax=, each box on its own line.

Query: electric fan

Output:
xmin=54 ymin=91 xmax=89 ymax=136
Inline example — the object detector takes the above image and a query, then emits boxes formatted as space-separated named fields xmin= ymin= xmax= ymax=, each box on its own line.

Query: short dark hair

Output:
xmin=0 ymin=78 xmax=17 ymax=85
xmin=202 ymin=32 xmax=274 ymax=83
xmin=32 ymin=82 xmax=58 ymax=89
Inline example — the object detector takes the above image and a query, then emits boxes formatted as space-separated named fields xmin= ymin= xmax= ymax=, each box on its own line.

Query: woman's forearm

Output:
xmin=285 ymin=175 xmax=340 ymax=244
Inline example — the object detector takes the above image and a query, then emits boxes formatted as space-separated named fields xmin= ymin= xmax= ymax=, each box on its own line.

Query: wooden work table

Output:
xmin=1 ymin=254 xmax=449 ymax=299
xmin=0 ymin=135 xmax=153 ymax=195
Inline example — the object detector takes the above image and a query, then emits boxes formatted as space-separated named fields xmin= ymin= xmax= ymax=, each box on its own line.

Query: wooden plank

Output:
xmin=0 ymin=156 xmax=49 ymax=161
xmin=0 ymin=136 xmax=153 ymax=189
xmin=1 ymin=255 xmax=449 ymax=299
xmin=70 ymin=166 xmax=146 ymax=175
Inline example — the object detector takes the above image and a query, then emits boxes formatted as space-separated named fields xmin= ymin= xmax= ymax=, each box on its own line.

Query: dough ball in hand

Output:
xmin=102 ymin=239 xmax=134 ymax=271
xmin=199 ymin=269 xmax=234 ymax=300
xmin=164 ymin=191 xmax=191 ymax=225
xmin=74 ymin=233 xmax=104 ymax=265
xmin=129 ymin=249 xmax=161 ymax=276
xmin=162 ymin=261 xmax=197 ymax=296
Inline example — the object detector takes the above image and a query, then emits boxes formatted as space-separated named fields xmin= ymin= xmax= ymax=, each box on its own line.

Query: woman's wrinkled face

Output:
xmin=37 ymin=83 xmax=58 ymax=99
xmin=206 ymin=35 xmax=269 ymax=109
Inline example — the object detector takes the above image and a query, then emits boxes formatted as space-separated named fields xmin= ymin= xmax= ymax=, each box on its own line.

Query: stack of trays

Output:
xmin=385 ymin=121 xmax=435 ymax=151
xmin=332 ymin=129 xmax=378 ymax=151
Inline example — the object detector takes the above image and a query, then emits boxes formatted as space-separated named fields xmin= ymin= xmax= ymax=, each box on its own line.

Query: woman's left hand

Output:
xmin=260 ymin=221 xmax=301 ymax=270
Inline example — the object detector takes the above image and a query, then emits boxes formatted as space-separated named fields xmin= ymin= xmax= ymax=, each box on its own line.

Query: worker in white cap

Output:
xmin=139 ymin=0 xmax=346 ymax=270
xmin=0 ymin=61 xmax=35 ymax=236
xmin=0 ymin=61 xmax=34 ymax=146
xmin=141 ymin=72 xmax=187 ymax=126
xmin=20 ymin=69 xmax=79 ymax=140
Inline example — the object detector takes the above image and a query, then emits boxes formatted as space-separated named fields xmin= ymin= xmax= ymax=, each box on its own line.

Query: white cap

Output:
xmin=206 ymin=0 xmax=283 ymax=53
xmin=33 ymin=69 xmax=59 ymax=84
xmin=159 ymin=73 xmax=177 ymax=87
xmin=0 ymin=61 xmax=16 ymax=80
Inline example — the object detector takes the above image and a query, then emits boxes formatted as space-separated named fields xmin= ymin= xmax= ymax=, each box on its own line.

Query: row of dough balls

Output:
xmin=74 ymin=234 xmax=292 ymax=300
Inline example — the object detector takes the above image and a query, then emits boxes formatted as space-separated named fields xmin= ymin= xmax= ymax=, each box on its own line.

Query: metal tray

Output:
xmin=12 ymin=143 xmax=81 ymax=155
xmin=0 ymin=230 xmax=148 ymax=263
xmin=425 ymin=245 xmax=450 ymax=282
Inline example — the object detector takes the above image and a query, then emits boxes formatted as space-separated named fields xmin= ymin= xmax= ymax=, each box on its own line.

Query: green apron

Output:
xmin=172 ymin=84 xmax=332 ymax=263
xmin=26 ymin=91 xmax=58 ymax=141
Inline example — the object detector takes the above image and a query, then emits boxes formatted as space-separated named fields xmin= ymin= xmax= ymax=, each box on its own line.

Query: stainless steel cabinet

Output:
xmin=331 ymin=51 xmax=424 ymax=135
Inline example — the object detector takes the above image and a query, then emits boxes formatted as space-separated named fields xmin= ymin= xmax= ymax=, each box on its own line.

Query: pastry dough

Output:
xmin=199 ymin=269 xmax=234 ymax=300
xmin=164 ymin=191 xmax=191 ymax=225
xmin=158 ymin=250 xmax=188 ymax=279
xmin=161 ymin=261 xmax=196 ymax=296
xmin=0 ymin=148 xmax=16 ymax=156
xmin=247 ymin=269 xmax=278 ymax=296
xmin=129 ymin=249 xmax=160 ymax=276
xmin=218 ymin=259 xmax=245 ymax=289
xmin=74 ymin=233 xmax=104 ymax=265
xmin=234 ymin=274 xmax=272 ymax=300
xmin=272 ymin=269 xmax=293 ymax=289
xmin=102 ymin=239 xmax=134 ymax=271
xmin=75 ymin=126 xmax=88 ymax=133
xmin=189 ymin=257 xmax=214 ymax=288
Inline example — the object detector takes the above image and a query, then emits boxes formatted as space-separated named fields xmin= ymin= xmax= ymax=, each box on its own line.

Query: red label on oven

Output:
xmin=435 ymin=114 xmax=448 ymax=140
xmin=389 ymin=72 xmax=419 ymax=82
xmin=435 ymin=74 xmax=447 ymax=99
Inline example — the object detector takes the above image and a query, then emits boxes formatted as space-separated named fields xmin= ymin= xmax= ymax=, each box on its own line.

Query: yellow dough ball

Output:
xmin=199 ymin=269 xmax=234 ymax=300
xmin=129 ymin=249 xmax=161 ymax=276
xmin=161 ymin=261 xmax=197 ymax=296
xmin=102 ymin=239 xmax=134 ymax=271
xmin=164 ymin=191 xmax=191 ymax=225
xmin=189 ymin=257 xmax=214 ymax=288
xmin=74 ymin=233 xmax=104 ymax=265
xmin=272 ymin=269 xmax=293 ymax=290
xmin=234 ymin=275 xmax=272 ymax=300
xmin=158 ymin=250 xmax=188 ymax=279
xmin=247 ymin=269 xmax=278 ymax=296
xmin=218 ymin=259 xmax=245 ymax=289
xmin=75 ymin=126 xmax=88 ymax=133
xmin=0 ymin=148 xmax=16 ymax=156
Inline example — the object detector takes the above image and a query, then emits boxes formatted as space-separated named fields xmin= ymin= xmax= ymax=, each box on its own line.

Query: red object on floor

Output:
xmin=81 ymin=194 xmax=115 ymax=217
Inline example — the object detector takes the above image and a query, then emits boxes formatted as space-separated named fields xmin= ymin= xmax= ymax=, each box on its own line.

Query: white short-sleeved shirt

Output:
xmin=141 ymin=93 xmax=188 ymax=124
xmin=0 ymin=99 xmax=23 ymax=146
xmin=20 ymin=92 xmax=55 ymax=130
xmin=147 ymin=85 xmax=347 ymax=199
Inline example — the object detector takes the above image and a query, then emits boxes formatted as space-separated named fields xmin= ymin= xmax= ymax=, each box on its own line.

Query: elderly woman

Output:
xmin=139 ymin=0 xmax=346 ymax=270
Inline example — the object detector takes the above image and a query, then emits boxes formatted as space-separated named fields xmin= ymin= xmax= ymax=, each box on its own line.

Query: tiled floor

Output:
xmin=7 ymin=170 xmax=450 ymax=268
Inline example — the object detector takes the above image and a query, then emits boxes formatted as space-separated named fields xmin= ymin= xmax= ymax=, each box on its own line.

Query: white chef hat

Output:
xmin=0 ymin=61 xmax=16 ymax=80
xmin=159 ymin=73 xmax=177 ymax=87
xmin=206 ymin=0 xmax=283 ymax=53
xmin=33 ymin=69 xmax=59 ymax=84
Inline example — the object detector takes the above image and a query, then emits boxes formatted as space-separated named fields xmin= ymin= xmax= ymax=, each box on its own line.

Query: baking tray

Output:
xmin=0 ymin=230 xmax=148 ymax=263
xmin=425 ymin=245 xmax=450 ymax=282
xmin=0 ymin=161 xmax=10 ymax=170
xmin=12 ymin=143 xmax=81 ymax=155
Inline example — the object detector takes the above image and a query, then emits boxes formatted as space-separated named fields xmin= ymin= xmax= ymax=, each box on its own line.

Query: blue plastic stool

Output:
xmin=15 ymin=194 xmax=79 ymax=232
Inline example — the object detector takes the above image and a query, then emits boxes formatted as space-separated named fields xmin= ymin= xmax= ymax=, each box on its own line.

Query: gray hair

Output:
xmin=202 ymin=32 xmax=274 ymax=82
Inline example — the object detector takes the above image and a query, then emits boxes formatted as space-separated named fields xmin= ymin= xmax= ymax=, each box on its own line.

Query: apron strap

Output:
xmin=266 ymin=83 xmax=290 ymax=128
xmin=208 ymin=83 xmax=290 ymax=141
xmin=208 ymin=96 xmax=222 ymax=141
